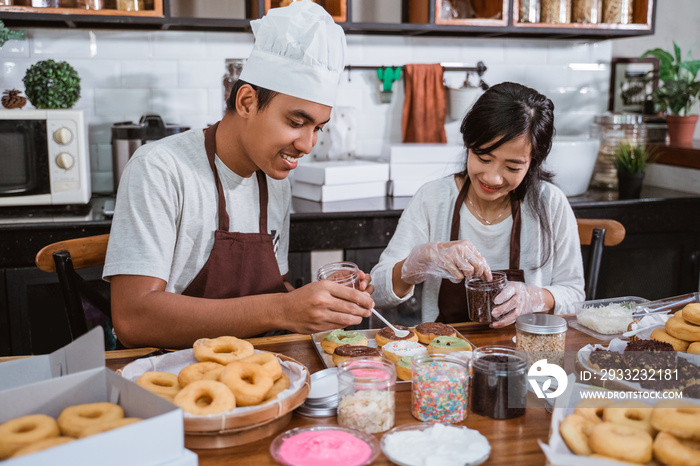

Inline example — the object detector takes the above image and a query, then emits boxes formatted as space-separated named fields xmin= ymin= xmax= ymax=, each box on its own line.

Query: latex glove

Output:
xmin=401 ymin=241 xmax=492 ymax=285
xmin=491 ymin=282 xmax=547 ymax=328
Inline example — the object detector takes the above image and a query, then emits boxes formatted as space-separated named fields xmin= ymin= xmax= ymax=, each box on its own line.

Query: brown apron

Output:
xmin=436 ymin=179 xmax=524 ymax=323
xmin=182 ymin=122 xmax=288 ymax=299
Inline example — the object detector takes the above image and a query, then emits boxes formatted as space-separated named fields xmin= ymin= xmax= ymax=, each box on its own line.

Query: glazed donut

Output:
xmin=240 ymin=352 xmax=283 ymax=381
xmin=320 ymin=329 xmax=368 ymax=355
xmin=136 ymin=371 xmax=182 ymax=400
xmin=10 ymin=436 xmax=74 ymax=458
xmin=414 ymin=322 xmax=457 ymax=345
xmin=602 ymin=400 xmax=655 ymax=435
xmin=653 ymin=431 xmax=700 ymax=466
xmin=0 ymin=414 xmax=59 ymax=459
xmin=683 ymin=303 xmax=700 ymax=326
xmin=666 ymin=315 xmax=700 ymax=342
xmin=375 ymin=325 xmax=418 ymax=347
xmin=382 ymin=340 xmax=428 ymax=363
xmin=427 ymin=336 xmax=472 ymax=354
xmin=395 ymin=356 xmax=413 ymax=381
xmin=574 ymin=398 xmax=613 ymax=424
xmin=651 ymin=328 xmax=690 ymax=351
xmin=78 ymin=418 xmax=142 ymax=438
xmin=689 ymin=342 xmax=700 ymax=353
xmin=173 ymin=380 xmax=236 ymax=415
xmin=178 ymin=362 xmax=224 ymax=387
xmin=57 ymin=402 xmax=125 ymax=438
xmin=193 ymin=336 xmax=255 ymax=365
xmin=559 ymin=414 xmax=595 ymax=456
xmin=588 ymin=422 xmax=653 ymax=464
xmin=651 ymin=399 xmax=700 ymax=440
xmin=220 ymin=361 xmax=274 ymax=406
xmin=332 ymin=345 xmax=382 ymax=366
xmin=264 ymin=372 xmax=291 ymax=402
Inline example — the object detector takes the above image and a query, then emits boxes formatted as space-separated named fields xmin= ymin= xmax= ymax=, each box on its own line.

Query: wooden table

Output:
xmin=96 ymin=317 xmax=592 ymax=465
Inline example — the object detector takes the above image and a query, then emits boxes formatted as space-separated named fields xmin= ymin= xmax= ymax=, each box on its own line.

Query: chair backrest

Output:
xmin=576 ymin=218 xmax=626 ymax=301
xmin=35 ymin=234 xmax=116 ymax=347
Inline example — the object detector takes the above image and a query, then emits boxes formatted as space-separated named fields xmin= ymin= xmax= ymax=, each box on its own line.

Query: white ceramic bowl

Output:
xmin=544 ymin=136 xmax=600 ymax=197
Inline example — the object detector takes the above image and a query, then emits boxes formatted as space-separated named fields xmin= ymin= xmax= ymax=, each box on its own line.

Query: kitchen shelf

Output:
xmin=0 ymin=0 xmax=656 ymax=38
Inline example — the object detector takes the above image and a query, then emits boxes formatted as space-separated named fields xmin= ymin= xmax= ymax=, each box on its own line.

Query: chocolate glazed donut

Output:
xmin=332 ymin=345 xmax=382 ymax=366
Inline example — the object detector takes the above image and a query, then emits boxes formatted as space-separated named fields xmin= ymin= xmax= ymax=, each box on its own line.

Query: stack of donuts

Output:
xmin=559 ymin=398 xmax=700 ymax=465
xmin=135 ymin=336 xmax=290 ymax=416
xmin=0 ymin=402 xmax=140 ymax=459
xmin=649 ymin=303 xmax=700 ymax=352
xmin=320 ymin=323 xmax=473 ymax=382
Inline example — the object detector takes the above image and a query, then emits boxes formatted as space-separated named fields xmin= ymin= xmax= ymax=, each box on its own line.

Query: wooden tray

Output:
xmin=186 ymin=411 xmax=293 ymax=449
xmin=311 ymin=328 xmax=475 ymax=391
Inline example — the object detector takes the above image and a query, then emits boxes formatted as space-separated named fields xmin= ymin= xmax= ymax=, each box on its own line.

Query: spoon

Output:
xmin=370 ymin=309 xmax=410 ymax=338
xmin=621 ymin=324 xmax=662 ymax=338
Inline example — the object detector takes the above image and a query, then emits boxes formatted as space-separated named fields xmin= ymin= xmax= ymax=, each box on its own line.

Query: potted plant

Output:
xmin=641 ymin=42 xmax=700 ymax=144
xmin=613 ymin=141 xmax=657 ymax=199
xmin=22 ymin=59 xmax=81 ymax=109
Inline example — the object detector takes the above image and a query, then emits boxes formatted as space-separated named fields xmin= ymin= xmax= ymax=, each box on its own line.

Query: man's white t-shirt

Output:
xmin=103 ymin=129 xmax=290 ymax=294
xmin=370 ymin=177 xmax=585 ymax=321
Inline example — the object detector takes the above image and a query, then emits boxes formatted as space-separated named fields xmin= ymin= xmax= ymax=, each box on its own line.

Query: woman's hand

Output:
xmin=491 ymin=282 xmax=547 ymax=328
xmin=401 ymin=241 xmax=492 ymax=284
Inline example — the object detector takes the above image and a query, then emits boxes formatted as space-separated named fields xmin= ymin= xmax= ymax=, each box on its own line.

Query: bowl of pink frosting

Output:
xmin=270 ymin=425 xmax=380 ymax=466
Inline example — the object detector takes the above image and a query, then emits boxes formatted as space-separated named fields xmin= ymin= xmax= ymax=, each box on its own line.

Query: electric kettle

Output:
xmin=111 ymin=114 xmax=190 ymax=192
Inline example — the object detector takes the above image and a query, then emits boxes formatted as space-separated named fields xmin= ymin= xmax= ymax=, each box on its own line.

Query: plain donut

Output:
xmin=682 ymin=303 xmax=700 ymax=325
xmin=178 ymin=362 xmax=224 ymax=387
xmin=588 ymin=422 xmax=653 ymax=464
xmin=240 ymin=352 xmax=283 ymax=381
xmin=193 ymin=336 xmax=254 ymax=365
xmin=0 ymin=414 xmax=60 ymax=459
xmin=136 ymin=371 xmax=182 ymax=400
xmin=57 ymin=402 xmax=124 ymax=438
xmin=173 ymin=380 xmax=236 ymax=415
xmin=220 ymin=361 xmax=273 ymax=406
xmin=603 ymin=400 xmax=655 ymax=435
xmin=651 ymin=399 xmax=700 ymax=441
xmin=559 ymin=414 xmax=595 ymax=456
xmin=653 ymin=431 xmax=700 ymax=466
xmin=574 ymin=398 xmax=613 ymax=424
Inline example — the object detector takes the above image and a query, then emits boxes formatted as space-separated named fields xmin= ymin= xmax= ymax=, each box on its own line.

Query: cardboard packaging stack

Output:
xmin=0 ymin=328 xmax=197 ymax=466
xmin=292 ymin=160 xmax=389 ymax=202
xmin=382 ymin=144 xmax=465 ymax=197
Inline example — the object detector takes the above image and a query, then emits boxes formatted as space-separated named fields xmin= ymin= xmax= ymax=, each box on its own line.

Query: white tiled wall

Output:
xmin=0 ymin=30 xmax=612 ymax=193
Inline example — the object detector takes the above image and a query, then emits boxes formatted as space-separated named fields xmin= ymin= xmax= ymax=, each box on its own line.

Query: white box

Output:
xmin=0 ymin=328 xmax=104 ymax=392
xmin=294 ymin=160 xmax=389 ymax=186
xmin=0 ymin=328 xmax=195 ymax=466
xmin=292 ymin=180 xmax=387 ymax=202
xmin=292 ymin=196 xmax=389 ymax=213
xmin=388 ymin=178 xmax=431 ymax=197
xmin=381 ymin=143 xmax=465 ymax=165
xmin=389 ymin=162 xmax=459 ymax=180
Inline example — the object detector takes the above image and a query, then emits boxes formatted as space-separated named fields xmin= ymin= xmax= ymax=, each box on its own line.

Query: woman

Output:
xmin=371 ymin=82 xmax=584 ymax=328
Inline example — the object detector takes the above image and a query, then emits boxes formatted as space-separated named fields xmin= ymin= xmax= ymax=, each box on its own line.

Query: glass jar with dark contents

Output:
xmin=466 ymin=272 xmax=507 ymax=322
xmin=470 ymin=346 xmax=528 ymax=419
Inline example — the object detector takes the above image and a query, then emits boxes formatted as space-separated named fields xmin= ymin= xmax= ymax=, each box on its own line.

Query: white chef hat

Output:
xmin=239 ymin=0 xmax=346 ymax=107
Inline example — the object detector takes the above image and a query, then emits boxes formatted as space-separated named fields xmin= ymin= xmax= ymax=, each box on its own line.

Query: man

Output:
xmin=103 ymin=0 xmax=373 ymax=349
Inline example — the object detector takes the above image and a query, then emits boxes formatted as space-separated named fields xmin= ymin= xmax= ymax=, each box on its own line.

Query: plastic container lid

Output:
xmin=515 ymin=314 xmax=567 ymax=334
xmin=303 ymin=367 xmax=339 ymax=407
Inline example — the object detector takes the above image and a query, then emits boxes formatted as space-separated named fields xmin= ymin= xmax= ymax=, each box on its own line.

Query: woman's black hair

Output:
xmin=459 ymin=81 xmax=556 ymax=269
xmin=225 ymin=79 xmax=279 ymax=112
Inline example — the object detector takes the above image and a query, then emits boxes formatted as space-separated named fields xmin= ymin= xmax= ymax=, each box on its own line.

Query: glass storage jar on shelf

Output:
xmin=603 ymin=0 xmax=633 ymax=24
xmin=589 ymin=113 xmax=647 ymax=191
xmin=541 ymin=0 xmax=572 ymax=24
xmin=572 ymin=0 xmax=602 ymax=23
xmin=519 ymin=0 xmax=540 ymax=23
xmin=117 ymin=0 xmax=145 ymax=11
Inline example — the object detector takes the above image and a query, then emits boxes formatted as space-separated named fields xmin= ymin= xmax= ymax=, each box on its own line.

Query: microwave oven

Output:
xmin=0 ymin=109 xmax=91 ymax=206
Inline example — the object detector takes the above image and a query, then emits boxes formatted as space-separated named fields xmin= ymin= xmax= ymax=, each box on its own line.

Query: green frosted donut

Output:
xmin=429 ymin=336 xmax=470 ymax=349
xmin=325 ymin=329 xmax=366 ymax=345
xmin=396 ymin=356 xmax=413 ymax=369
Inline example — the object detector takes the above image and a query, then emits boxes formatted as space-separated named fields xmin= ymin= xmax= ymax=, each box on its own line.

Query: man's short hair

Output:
xmin=226 ymin=80 xmax=279 ymax=113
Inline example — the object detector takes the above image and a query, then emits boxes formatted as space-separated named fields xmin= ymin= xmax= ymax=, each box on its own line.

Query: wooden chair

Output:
xmin=576 ymin=218 xmax=626 ymax=301
xmin=35 ymin=234 xmax=118 ymax=348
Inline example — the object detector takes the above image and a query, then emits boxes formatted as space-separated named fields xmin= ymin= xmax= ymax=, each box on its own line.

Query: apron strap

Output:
xmin=203 ymin=122 xmax=230 ymax=232
xmin=256 ymin=170 xmax=269 ymax=234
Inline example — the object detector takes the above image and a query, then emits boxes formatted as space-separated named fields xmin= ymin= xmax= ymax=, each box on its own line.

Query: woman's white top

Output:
xmin=370 ymin=176 xmax=585 ymax=322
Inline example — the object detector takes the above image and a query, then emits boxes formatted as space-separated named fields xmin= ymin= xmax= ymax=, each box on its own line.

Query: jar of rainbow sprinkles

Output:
xmin=411 ymin=353 xmax=469 ymax=423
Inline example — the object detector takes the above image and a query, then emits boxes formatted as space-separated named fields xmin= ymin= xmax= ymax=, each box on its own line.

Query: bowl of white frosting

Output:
xmin=380 ymin=423 xmax=491 ymax=466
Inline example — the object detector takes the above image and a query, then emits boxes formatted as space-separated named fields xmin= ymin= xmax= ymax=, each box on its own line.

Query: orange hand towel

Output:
xmin=401 ymin=63 xmax=447 ymax=143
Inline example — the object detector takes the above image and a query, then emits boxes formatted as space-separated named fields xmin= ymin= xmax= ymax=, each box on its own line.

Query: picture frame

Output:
xmin=608 ymin=57 xmax=659 ymax=113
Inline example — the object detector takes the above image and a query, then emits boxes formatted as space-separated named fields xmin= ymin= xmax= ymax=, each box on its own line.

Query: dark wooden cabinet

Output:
xmin=0 ymin=0 xmax=656 ymax=38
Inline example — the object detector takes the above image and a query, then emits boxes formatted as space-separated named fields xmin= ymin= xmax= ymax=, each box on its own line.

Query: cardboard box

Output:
xmin=0 ymin=328 xmax=195 ymax=466
xmin=292 ymin=180 xmax=387 ymax=202
xmin=381 ymin=143 xmax=465 ymax=165
xmin=294 ymin=160 xmax=389 ymax=186
xmin=388 ymin=178 xmax=431 ymax=197
xmin=389 ymin=162 xmax=459 ymax=181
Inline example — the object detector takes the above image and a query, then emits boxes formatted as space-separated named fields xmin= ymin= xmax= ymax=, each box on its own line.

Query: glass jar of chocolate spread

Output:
xmin=337 ymin=359 xmax=396 ymax=434
xmin=466 ymin=271 xmax=507 ymax=322
xmin=317 ymin=261 xmax=361 ymax=290
xmin=470 ymin=346 xmax=528 ymax=419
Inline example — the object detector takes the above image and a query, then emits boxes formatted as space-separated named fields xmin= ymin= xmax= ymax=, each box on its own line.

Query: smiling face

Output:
xmin=231 ymin=88 xmax=332 ymax=180
xmin=467 ymin=133 xmax=532 ymax=203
